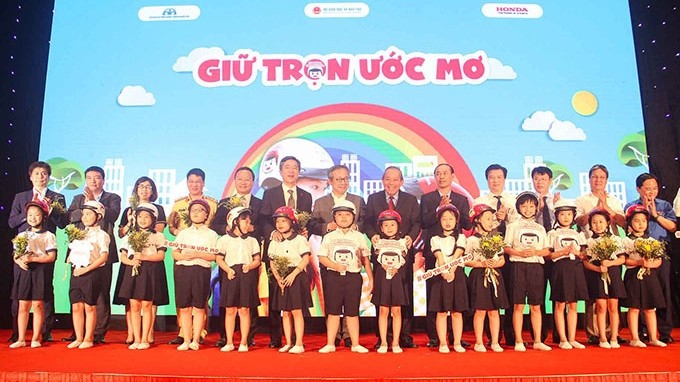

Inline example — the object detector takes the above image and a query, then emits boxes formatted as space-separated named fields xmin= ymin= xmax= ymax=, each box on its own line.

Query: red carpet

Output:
xmin=1 ymin=329 xmax=680 ymax=382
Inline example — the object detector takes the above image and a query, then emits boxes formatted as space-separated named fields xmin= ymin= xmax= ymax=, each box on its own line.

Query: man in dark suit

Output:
xmin=420 ymin=163 xmax=471 ymax=347
xmin=364 ymin=166 xmax=421 ymax=348
xmin=308 ymin=164 xmax=366 ymax=347
xmin=259 ymin=156 xmax=313 ymax=348
xmin=210 ymin=166 xmax=263 ymax=347
xmin=8 ymin=161 xmax=69 ymax=343
xmin=65 ymin=166 xmax=121 ymax=344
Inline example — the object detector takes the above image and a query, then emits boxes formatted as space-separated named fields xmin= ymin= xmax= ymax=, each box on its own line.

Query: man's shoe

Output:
xmin=61 ymin=333 xmax=76 ymax=342
xmin=426 ymin=339 xmax=439 ymax=348
xmin=587 ymin=335 xmax=599 ymax=345
xmin=215 ymin=337 xmax=226 ymax=347
xmin=343 ymin=338 xmax=351 ymax=348
xmin=247 ymin=337 xmax=255 ymax=347
xmin=168 ymin=336 xmax=184 ymax=345
xmin=616 ymin=336 xmax=629 ymax=345
xmin=7 ymin=333 xmax=18 ymax=343
xmin=400 ymin=339 xmax=418 ymax=349
xmin=461 ymin=340 xmax=471 ymax=348
xmin=373 ymin=340 xmax=382 ymax=349
xmin=660 ymin=335 xmax=674 ymax=343
xmin=268 ymin=341 xmax=282 ymax=348
xmin=93 ymin=335 xmax=105 ymax=344
xmin=42 ymin=333 xmax=54 ymax=342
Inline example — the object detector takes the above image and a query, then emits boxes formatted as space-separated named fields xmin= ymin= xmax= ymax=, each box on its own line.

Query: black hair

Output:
xmin=85 ymin=166 xmax=105 ymax=179
xmin=279 ymin=156 xmax=300 ymax=171
xmin=186 ymin=168 xmax=205 ymax=181
xmin=530 ymin=166 xmax=553 ymax=179
xmin=234 ymin=166 xmax=255 ymax=180
xmin=635 ymin=172 xmax=658 ymax=188
xmin=485 ymin=164 xmax=507 ymax=179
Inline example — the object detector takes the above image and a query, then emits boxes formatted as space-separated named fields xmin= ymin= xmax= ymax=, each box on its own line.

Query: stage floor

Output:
xmin=1 ymin=329 xmax=680 ymax=382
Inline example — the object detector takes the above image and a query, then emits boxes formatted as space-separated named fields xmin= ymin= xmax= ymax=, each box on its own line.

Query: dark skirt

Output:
xmin=550 ymin=259 xmax=589 ymax=303
xmin=427 ymin=267 xmax=469 ymax=313
xmin=621 ymin=267 xmax=665 ymax=310
xmin=152 ymin=261 xmax=170 ymax=306
xmin=11 ymin=262 xmax=54 ymax=301
xmin=468 ymin=267 xmax=509 ymax=310
xmin=271 ymin=267 xmax=313 ymax=311
xmin=69 ymin=266 xmax=103 ymax=305
xmin=371 ymin=265 xmax=409 ymax=307
xmin=585 ymin=264 xmax=626 ymax=299
xmin=117 ymin=261 xmax=167 ymax=302
xmin=112 ymin=263 xmax=130 ymax=305
xmin=219 ymin=264 xmax=260 ymax=308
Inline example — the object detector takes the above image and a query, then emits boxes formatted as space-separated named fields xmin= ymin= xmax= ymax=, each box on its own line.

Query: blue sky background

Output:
xmin=40 ymin=0 xmax=644 ymax=200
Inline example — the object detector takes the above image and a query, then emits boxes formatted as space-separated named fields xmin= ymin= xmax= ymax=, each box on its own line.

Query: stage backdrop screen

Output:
xmin=39 ymin=1 xmax=647 ymax=316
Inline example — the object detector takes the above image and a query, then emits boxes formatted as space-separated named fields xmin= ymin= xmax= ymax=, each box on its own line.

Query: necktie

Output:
xmin=541 ymin=196 xmax=551 ymax=231
xmin=287 ymin=189 xmax=295 ymax=208
xmin=495 ymin=195 xmax=506 ymax=234
xmin=388 ymin=196 xmax=395 ymax=210
xmin=33 ymin=191 xmax=40 ymax=202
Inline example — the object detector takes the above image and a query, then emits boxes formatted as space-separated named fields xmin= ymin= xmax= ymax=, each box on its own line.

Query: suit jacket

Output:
xmin=308 ymin=193 xmax=366 ymax=237
xmin=8 ymin=189 xmax=69 ymax=234
xmin=260 ymin=185 xmax=312 ymax=245
xmin=68 ymin=191 xmax=121 ymax=264
xmin=210 ymin=194 xmax=263 ymax=239
xmin=420 ymin=189 xmax=471 ymax=267
xmin=364 ymin=190 xmax=421 ymax=242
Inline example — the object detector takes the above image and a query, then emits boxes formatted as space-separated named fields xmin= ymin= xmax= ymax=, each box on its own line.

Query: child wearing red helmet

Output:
xmin=621 ymin=205 xmax=667 ymax=348
xmin=465 ymin=203 xmax=508 ymax=353
xmin=546 ymin=199 xmax=588 ymax=350
xmin=318 ymin=200 xmax=373 ymax=354
xmin=427 ymin=204 xmax=469 ymax=354
xmin=267 ymin=206 xmax=312 ymax=354
xmin=582 ymin=208 xmax=626 ymax=349
xmin=9 ymin=200 xmax=57 ymax=349
xmin=371 ymin=209 xmax=408 ymax=354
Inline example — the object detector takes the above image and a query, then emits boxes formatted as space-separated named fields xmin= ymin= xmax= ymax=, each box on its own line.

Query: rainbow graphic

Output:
xmin=220 ymin=103 xmax=479 ymax=198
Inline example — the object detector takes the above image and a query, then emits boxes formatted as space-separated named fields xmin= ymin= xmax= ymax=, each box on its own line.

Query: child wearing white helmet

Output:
xmin=66 ymin=200 xmax=110 ymax=350
xmin=503 ymin=191 xmax=552 ymax=352
xmin=172 ymin=199 xmax=219 ymax=351
xmin=546 ymin=199 xmax=588 ymax=350
xmin=318 ymin=200 xmax=373 ymax=354
xmin=427 ymin=204 xmax=469 ymax=354
xmin=9 ymin=200 xmax=57 ymax=349
xmin=117 ymin=203 xmax=168 ymax=350
xmin=267 ymin=206 xmax=313 ymax=354
xmin=215 ymin=207 xmax=261 ymax=353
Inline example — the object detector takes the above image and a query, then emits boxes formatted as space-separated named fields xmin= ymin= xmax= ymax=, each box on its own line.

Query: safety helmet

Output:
xmin=272 ymin=206 xmax=298 ymax=225
xmin=227 ymin=206 xmax=252 ymax=230
xmin=135 ymin=202 xmax=159 ymax=219
xmin=25 ymin=200 xmax=50 ymax=216
xmin=82 ymin=200 xmax=105 ymax=219
xmin=436 ymin=204 xmax=459 ymax=221
xmin=469 ymin=203 xmax=495 ymax=222
xmin=377 ymin=209 xmax=402 ymax=225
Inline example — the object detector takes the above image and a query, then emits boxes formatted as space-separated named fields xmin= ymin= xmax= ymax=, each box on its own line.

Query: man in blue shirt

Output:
xmin=625 ymin=173 xmax=677 ymax=343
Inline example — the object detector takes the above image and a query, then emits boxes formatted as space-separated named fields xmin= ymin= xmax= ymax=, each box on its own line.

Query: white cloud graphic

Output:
xmin=173 ymin=47 xmax=225 ymax=72
xmin=487 ymin=57 xmax=517 ymax=80
xmin=521 ymin=110 xmax=556 ymax=131
xmin=548 ymin=120 xmax=586 ymax=141
xmin=117 ymin=85 xmax=156 ymax=106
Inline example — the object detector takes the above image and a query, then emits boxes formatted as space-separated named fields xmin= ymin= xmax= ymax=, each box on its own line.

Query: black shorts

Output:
xmin=69 ymin=266 xmax=103 ymax=306
xmin=323 ymin=271 xmax=362 ymax=316
xmin=510 ymin=262 xmax=545 ymax=305
xmin=174 ymin=265 xmax=211 ymax=309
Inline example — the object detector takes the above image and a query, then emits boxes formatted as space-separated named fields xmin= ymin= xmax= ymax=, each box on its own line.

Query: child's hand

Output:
xmin=387 ymin=266 xmax=397 ymax=277
xmin=227 ymin=267 xmax=236 ymax=280
xmin=642 ymin=258 xmax=656 ymax=268
xmin=496 ymin=205 xmax=507 ymax=221
xmin=15 ymin=256 xmax=28 ymax=271
xmin=90 ymin=243 xmax=101 ymax=263
xmin=443 ymin=270 xmax=455 ymax=282
xmin=599 ymin=264 xmax=608 ymax=273
xmin=300 ymin=227 xmax=309 ymax=238
xmin=484 ymin=259 xmax=496 ymax=268
xmin=73 ymin=267 xmax=88 ymax=277
xmin=271 ymin=231 xmax=283 ymax=242
xmin=242 ymin=264 xmax=249 ymax=273
xmin=336 ymin=263 xmax=348 ymax=273
xmin=283 ymin=272 xmax=297 ymax=287
xmin=371 ymin=235 xmax=380 ymax=246
xmin=405 ymin=235 xmax=413 ymax=249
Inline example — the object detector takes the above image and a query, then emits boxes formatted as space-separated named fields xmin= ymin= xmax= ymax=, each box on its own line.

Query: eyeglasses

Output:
xmin=138 ymin=185 xmax=153 ymax=190
xmin=333 ymin=177 xmax=349 ymax=183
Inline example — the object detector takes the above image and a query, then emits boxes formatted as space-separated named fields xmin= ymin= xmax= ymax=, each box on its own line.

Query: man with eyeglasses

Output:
xmin=308 ymin=164 xmax=366 ymax=347
xmin=574 ymin=164 xmax=625 ymax=345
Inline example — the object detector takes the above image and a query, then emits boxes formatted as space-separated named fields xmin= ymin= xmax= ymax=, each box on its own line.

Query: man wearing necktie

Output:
xmin=473 ymin=164 xmax=518 ymax=346
xmin=364 ymin=166 xmax=421 ymax=348
xmin=531 ymin=166 xmax=560 ymax=344
xmin=211 ymin=166 xmax=263 ymax=347
xmin=260 ymin=156 xmax=312 ymax=348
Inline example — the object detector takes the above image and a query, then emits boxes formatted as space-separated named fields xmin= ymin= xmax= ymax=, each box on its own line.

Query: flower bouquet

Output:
xmin=633 ymin=237 xmax=667 ymax=279
xmin=64 ymin=224 xmax=86 ymax=243
xmin=11 ymin=234 xmax=29 ymax=260
xmin=295 ymin=211 xmax=312 ymax=229
xmin=127 ymin=229 xmax=150 ymax=276
xmin=475 ymin=233 xmax=505 ymax=297
xmin=218 ymin=195 xmax=247 ymax=211
xmin=588 ymin=236 xmax=622 ymax=295
xmin=268 ymin=255 xmax=293 ymax=294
